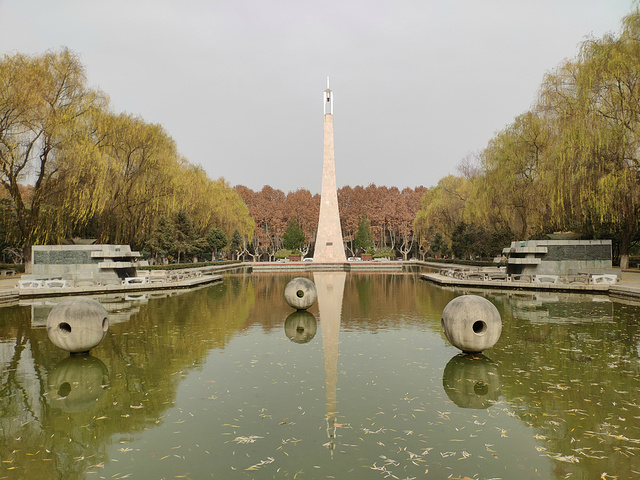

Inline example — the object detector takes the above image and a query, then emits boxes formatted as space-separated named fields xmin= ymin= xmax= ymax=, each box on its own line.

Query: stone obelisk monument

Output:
xmin=314 ymin=78 xmax=346 ymax=263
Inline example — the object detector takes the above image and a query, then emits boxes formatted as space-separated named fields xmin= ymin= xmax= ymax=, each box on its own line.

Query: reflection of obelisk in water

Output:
xmin=314 ymin=271 xmax=346 ymax=453
xmin=314 ymin=78 xmax=347 ymax=263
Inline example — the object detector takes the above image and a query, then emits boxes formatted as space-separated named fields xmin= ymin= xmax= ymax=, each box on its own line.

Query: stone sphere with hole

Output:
xmin=284 ymin=277 xmax=317 ymax=310
xmin=46 ymin=298 xmax=109 ymax=354
xmin=441 ymin=295 xmax=501 ymax=353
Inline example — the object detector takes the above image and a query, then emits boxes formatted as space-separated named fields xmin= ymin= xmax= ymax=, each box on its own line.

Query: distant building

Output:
xmin=503 ymin=239 xmax=613 ymax=276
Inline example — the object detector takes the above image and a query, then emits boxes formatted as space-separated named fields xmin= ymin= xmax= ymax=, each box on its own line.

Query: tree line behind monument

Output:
xmin=2 ymin=8 xmax=640 ymax=267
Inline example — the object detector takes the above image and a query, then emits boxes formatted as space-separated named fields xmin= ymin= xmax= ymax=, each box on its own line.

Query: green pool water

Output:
xmin=1 ymin=272 xmax=639 ymax=479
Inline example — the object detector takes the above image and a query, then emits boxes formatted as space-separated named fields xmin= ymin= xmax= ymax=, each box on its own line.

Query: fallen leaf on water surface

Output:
xmin=548 ymin=453 xmax=579 ymax=463
xmin=233 ymin=436 xmax=263 ymax=445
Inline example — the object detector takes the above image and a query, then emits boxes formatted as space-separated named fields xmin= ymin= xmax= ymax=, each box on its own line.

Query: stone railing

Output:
xmin=438 ymin=268 xmax=618 ymax=285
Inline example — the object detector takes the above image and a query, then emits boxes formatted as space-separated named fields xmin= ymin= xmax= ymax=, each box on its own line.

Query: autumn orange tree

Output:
xmin=337 ymin=184 xmax=425 ymax=258
xmin=337 ymin=185 xmax=365 ymax=256
xmin=237 ymin=184 xmax=425 ymax=260
xmin=283 ymin=188 xmax=320 ymax=256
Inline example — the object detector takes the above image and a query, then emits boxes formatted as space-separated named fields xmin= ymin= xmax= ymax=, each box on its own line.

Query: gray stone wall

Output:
xmin=523 ymin=259 xmax=614 ymax=276
xmin=34 ymin=249 xmax=95 ymax=265
xmin=508 ymin=239 xmax=613 ymax=276
xmin=543 ymin=244 xmax=611 ymax=262
xmin=30 ymin=245 xmax=139 ymax=284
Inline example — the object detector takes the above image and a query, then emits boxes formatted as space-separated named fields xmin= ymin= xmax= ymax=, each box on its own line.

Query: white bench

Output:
xmin=146 ymin=271 xmax=168 ymax=283
xmin=19 ymin=280 xmax=43 ymax=289
xmin=487 ymin=272 xmax=508 ymax=281
xmin=591 ymin=274 xmax=617 ymax=284
xmin=510 ymin=274 xmax=532 ymax=283
xmin=534 ymin=275 xmax=559 ymax=284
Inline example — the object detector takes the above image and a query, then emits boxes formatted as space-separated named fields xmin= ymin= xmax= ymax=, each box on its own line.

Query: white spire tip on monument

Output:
xmin=327 ymin=77 xmax=330 ymax=89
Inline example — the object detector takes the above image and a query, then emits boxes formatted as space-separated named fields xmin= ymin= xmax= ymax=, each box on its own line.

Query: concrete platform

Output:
xmin=421 ymin=272 xmax=610 ymax=292
xmin=0 ymin=273 xmax=222 ymax=305
xmin=609 ymin=283 xmax=640 ymax=301
xmin=0 ymin=289 xmax=18 ymax=305
xmin=421 ymin=272 xmax=640 ymax=301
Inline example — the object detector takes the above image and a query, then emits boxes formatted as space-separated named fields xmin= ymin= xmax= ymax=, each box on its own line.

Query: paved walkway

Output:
xmin=0 ymin=276 xmax=17 ymax=290
xmin=0 ymin=272 xmax=225 ymax=304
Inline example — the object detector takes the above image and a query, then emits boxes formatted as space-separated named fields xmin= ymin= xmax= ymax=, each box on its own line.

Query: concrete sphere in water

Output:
xmin=46 ymin=298 xmax=109 ymax=354
xmin=284 ymin=277 xmax=317 ymax=310
xmin=441 ymin=295 xmax=501 ymax=353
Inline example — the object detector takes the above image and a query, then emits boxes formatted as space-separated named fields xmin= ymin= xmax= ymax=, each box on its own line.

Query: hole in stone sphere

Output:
xmin=296 ymin=290 xmax=305 ymax=298
xmin=296 ymin=326 xmax=305 ymax=333
xmin=58 ymin=382 xmax=71 ymax=398
xmin=102 ymin=317 xmax=108 ymax=332
xmin=58 ymin=322 xmax=72 ymax=336
xmin=472 ymin=320 xmax=487 ymax=335
xmin=474 ymin=381 xmax=489 ymax=396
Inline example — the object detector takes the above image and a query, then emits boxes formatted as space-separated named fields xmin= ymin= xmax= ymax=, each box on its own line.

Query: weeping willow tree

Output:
xmin=173 ymin=163 xmax=254 ymax=241
xmin=0 ymin=48 xmax=255 ymax=264
xmin=470 ymin=112 xmax=550 ymax=240
xmin=86 ymin=111 xmax=182 ymax=245
xmin=414 ymin=175 xmax=470 ymax=254
xmin=0 ymin=49 xmax=106 ymax=267
xmin=540 ymin=9 xmax=640 ymax=268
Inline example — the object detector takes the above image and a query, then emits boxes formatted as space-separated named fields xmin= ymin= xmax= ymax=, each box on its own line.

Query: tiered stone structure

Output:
xmin=314 ymin=79 xmax=346 ymax=263
xmin=29 ymin=244 xmax=145 ymax=285
xmin=503 ymin=239 xmax=612 ymax=276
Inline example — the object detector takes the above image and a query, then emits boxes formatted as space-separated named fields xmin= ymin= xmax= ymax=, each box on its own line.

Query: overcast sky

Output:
xmin=0 ymin=0 xmax=633 ymax=194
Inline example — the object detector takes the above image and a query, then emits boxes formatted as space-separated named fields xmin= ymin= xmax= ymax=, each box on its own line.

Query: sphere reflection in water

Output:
xmin=284 ymin=311 xmax=317 ymax=344
xmin=46 ymin=355 xmax=109 ymax=412
xmin=442 ymin=353 xmax=502 ymax=409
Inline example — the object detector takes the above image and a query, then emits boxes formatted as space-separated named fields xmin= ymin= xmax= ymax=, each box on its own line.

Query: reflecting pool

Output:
xmin=1 ymin=272 xmax=640 ymax=479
